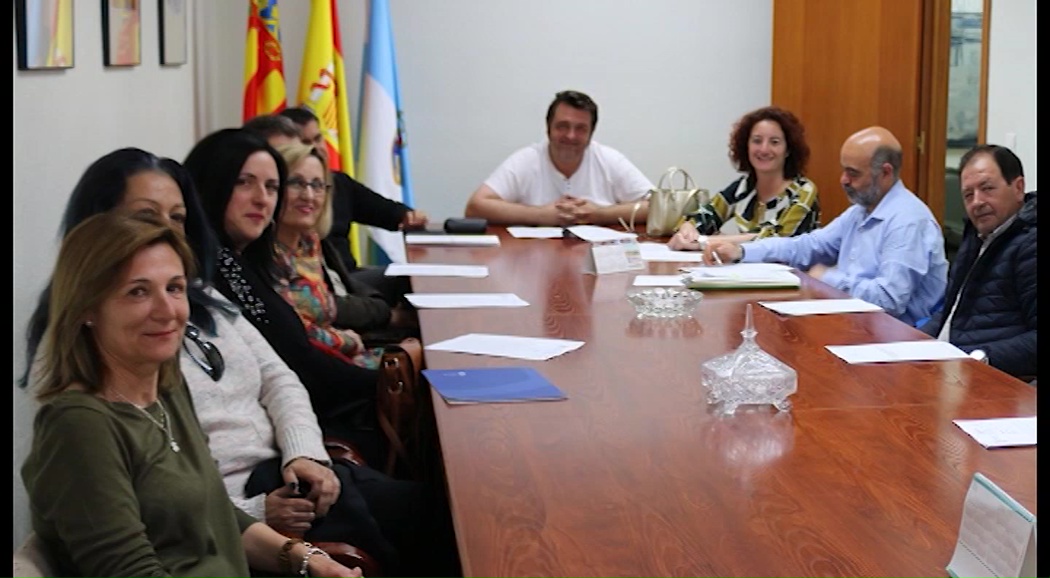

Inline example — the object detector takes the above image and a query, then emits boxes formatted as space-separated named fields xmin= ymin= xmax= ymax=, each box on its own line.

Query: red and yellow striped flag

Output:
xmin=298 ymin=0 xmax=361 ymax=262
xmin=243 ymin=0 xmax=286 ymax=122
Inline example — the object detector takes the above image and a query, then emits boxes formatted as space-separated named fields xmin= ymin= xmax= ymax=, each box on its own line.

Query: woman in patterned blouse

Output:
xmin=668 ymin=106 xmax=820 ymax=250
xmin=272 ymin=141 xmax=382 ymax=369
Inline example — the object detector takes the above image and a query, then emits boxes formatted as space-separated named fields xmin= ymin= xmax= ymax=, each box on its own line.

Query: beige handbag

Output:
xmin=643 ymin=167 xmax=708 ymax=236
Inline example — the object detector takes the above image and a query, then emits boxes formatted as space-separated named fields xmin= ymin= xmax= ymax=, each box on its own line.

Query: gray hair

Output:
xmin=870 ymin=146 xmax=902 ymax=180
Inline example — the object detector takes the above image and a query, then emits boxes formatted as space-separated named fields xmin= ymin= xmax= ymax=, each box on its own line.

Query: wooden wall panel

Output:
xmin=772 ymin=0 xmax=925 ymax=223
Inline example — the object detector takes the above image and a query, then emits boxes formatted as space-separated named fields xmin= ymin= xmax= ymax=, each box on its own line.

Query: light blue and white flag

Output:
xmin=357 ymin=0 xmax=413 ymax=264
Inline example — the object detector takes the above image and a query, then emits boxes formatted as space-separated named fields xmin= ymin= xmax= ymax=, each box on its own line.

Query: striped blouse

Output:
xmin=685 ymin=175 xmax=820 ymax=238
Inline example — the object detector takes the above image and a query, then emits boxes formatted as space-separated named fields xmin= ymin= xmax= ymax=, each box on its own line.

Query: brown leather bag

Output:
xmin=376 ymin=337 xmax=429 ymax=478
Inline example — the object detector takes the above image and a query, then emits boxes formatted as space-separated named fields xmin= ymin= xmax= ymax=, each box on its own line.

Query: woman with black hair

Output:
xmin=21 ymin=148 xmax=228 ymax=387
xmin=182 ymin=129 xmax=383 ymax=449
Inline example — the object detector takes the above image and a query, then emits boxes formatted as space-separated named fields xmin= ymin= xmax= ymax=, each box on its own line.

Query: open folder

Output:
xmin=421 ymin=367 xmax=568 ymax=405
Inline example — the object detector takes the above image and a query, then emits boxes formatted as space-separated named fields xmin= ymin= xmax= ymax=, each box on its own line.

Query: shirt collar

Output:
xmin=979 ymin=212 xmax=1019 ymax=244
xmin=863 ymin=179 xmax=906 ymax=223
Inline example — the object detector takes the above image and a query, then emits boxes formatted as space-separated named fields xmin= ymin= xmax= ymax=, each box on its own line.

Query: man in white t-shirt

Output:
xmin=465 ymin=90 xmax=653 ymax=226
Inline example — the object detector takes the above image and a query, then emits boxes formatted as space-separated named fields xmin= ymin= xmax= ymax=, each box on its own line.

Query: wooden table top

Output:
xmin=406 ymin=228 xmax=1036 ymax=577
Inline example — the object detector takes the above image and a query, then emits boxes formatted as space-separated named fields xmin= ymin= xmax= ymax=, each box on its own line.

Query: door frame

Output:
xmin=918 ymin=0 xmax=992 ymax=225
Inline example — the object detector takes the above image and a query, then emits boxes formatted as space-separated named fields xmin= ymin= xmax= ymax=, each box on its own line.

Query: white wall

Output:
xmin=986 ymin=0 xmax=1037 ymax=189
xmin=12 ymin=0 xmax=1036 ymax=553
xmin=13 ymin=0 xmax=199 ymax=550
xmin=197 ymin=0 xmax=775 ymax=220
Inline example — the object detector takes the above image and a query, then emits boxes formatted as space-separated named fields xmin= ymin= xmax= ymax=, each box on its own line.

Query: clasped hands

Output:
xmin=545 ymin=195 xmax=601 ymax=226
xmin=265 ymin=457 xmax=341 ymax=535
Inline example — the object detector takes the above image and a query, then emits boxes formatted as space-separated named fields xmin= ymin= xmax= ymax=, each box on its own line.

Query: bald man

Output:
xmin=703 ymin=126 xmax=948 ymax=326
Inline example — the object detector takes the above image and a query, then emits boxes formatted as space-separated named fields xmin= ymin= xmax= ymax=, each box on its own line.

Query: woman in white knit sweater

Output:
xmin=180 ymin=287 xmax=410 ymax=572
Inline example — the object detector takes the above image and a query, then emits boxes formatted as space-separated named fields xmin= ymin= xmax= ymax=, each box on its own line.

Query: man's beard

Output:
xmin=843 ymin=181 xmax=880 ymax=208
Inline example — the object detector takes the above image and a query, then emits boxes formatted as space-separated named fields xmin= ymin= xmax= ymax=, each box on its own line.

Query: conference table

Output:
xmin=405 ymin=227 xmax=1036 ymax=577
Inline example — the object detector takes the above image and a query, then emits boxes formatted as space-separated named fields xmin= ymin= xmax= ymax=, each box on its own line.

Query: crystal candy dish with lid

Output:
xmin=701 ymin=303 xmax=797 ymax=415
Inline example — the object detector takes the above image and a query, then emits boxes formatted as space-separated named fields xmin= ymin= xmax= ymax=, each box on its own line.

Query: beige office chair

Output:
xmin=12 ymin=533 xmax=53 ymax=577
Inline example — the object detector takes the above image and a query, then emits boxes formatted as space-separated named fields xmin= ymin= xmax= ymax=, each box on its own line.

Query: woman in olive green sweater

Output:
xmin=20 ymin=213 xmax=359 ymax=578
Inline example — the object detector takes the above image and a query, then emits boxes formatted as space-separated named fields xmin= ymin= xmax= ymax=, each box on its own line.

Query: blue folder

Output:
xmin=422 ymin=367 xmax=568 ymax=405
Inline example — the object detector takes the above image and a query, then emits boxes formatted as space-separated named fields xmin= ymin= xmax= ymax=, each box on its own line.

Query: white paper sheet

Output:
xmin=632 ymin=275 xmax=686 ymax=287
xmin=564 ymin=225 xmax=637 ymax=243
xmin=759 ymin=298 xmax=883 ymax=316
xmin=384 ymin=263 xmax=489 ymax=278
xmin=404 ymin=234 xmax=501 ymax=246
xmin=953 ymin=417 xmax=1037 ymax=448
xmin=425 ymin=333 xmax=585 ymax=361
xmin=825 ymin=340 xmax=970 ymax=364
xmin=637 ymin=242 xmax=706 ymax=262
xmin=507 ymin=226 xmax=565 ymax=239
xmin=404 ymin=293 xmax=528 ymax=309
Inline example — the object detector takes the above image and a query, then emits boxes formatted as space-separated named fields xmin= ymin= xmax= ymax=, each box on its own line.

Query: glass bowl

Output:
xmin=626 ymin=287 xmax=703 ymax=319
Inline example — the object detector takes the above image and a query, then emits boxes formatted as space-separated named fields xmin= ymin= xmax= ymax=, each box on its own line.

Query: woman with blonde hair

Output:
xmin=272 ymin=141 xmax=395 ymax=367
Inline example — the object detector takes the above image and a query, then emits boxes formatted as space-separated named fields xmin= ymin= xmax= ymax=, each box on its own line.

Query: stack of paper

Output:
xmin=422 ymin=366 xmax=568 ymax=404
xmin=825 ymin=340 xmax=969 ymax=364
xmin=507 ymin=226 xmax=564 ymax=239
xmin=759 ymin=298 xmax=882 ymax=316
xmin=425 ymin=333 xmax=585 ymax=361
xmin=404 ymin=234 xmax=501 ymax=247
xmin=637 ymin=242 xmax=705 ymax=262
xmin=683 ymin=263 xmax=800 ymax=289
xmin=633 ymin=275 xmax=686 ymax=287
xmin=385 ymin=263 xmax=489 ymax=278
xmin=953 ymin=417 xmax=1037 ymax=448
xmin=404 ymin=293 xmax=528 ymax=309
xmin=564 ymin=225 xmax=637 ymax=243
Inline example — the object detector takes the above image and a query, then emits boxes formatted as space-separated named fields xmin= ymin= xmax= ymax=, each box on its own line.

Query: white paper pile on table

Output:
xmin=404 ymin=234 xmax=501 ymax=246
xmin=682 ymin=263 xmax=800 ymax=289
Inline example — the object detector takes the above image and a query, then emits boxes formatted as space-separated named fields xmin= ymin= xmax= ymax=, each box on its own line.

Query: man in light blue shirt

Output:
xmin=703 ymin=126 xmax=947 ymax=326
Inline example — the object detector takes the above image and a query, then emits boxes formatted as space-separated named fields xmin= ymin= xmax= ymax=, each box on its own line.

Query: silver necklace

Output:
xmin=113 ymin=391 xmax=181 ymax=453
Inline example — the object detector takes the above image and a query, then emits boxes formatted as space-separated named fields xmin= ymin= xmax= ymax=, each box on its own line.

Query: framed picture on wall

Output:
xmin=159 ymin=0 xmax=187 ymax=66
xmin=15 ymin=0 xmax=75 ymax=70
xmin=102 ymin=0 xmax=142 ymax=67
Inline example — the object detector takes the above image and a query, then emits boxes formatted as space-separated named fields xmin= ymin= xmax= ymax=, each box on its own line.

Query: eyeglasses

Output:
xmin=287 ymin=177 xmax=331 ymax=196
xmin=184 ymin=325 xmax=225 ymax=382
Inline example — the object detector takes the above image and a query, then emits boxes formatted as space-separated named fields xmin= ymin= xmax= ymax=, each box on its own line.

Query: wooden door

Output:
xmin=772 ymin=0 xmax=927 ymax=223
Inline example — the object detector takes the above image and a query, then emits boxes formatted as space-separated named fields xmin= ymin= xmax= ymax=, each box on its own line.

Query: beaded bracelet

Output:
xmin=278 ymin=538 xmax=305 ymax=575
xmin=298 ymin=546 xmax=330 ymax=577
